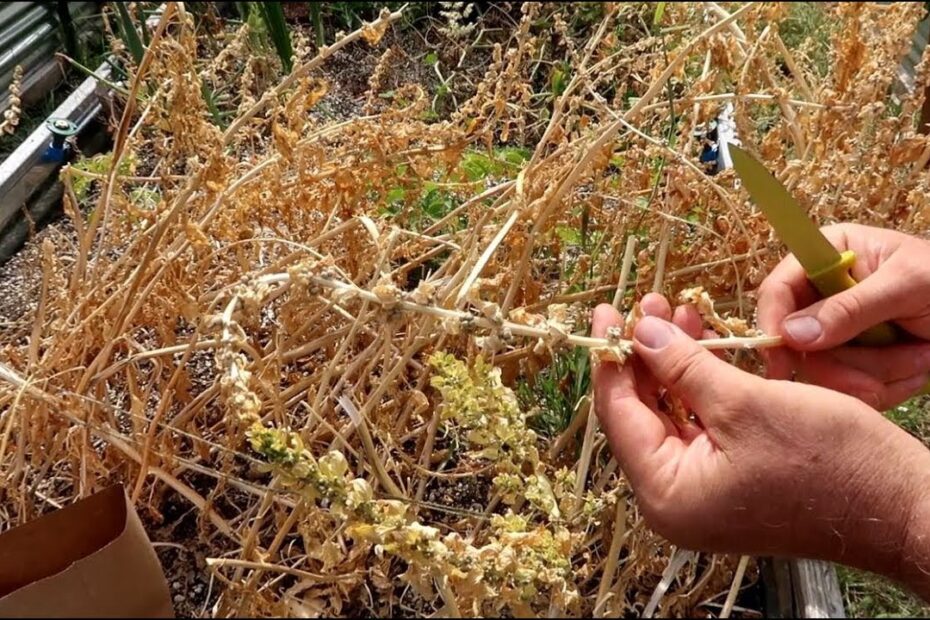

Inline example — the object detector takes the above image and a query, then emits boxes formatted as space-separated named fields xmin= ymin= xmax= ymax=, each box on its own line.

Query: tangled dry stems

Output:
xmin=2 ymin=2 xmax=930 ymax=617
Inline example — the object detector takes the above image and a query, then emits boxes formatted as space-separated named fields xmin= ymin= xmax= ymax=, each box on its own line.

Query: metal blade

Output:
xmin=729 ymin=144 xmax=841 ymax=274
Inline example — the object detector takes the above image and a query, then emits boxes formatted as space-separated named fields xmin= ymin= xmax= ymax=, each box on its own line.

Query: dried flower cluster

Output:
xmin=438 ymin=2 xmax=477 ymax=39
xmin=1 ymin=65 xmax=23 ymax=135
xmin=1 ymin=2 xmax=929 ymax=617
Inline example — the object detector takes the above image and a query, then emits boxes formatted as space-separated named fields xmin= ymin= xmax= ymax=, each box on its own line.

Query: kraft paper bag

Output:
xmin=0 ymin=485 xmax=174 ymax=618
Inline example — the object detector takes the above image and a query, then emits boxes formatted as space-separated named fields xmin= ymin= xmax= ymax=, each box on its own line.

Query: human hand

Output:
xmin=757 ymin=223 xmax=930 ymax=410
xmin=591 ymin=298 xmax=930 ymax=594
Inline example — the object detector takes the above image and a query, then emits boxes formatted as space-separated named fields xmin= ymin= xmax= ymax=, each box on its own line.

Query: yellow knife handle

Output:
xmin=806 ymin=250 xmax=898 ymax=346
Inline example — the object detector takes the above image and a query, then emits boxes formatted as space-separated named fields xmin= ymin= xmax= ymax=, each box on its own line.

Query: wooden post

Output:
xmin=764 ymin=558 xmax=846 ymax=618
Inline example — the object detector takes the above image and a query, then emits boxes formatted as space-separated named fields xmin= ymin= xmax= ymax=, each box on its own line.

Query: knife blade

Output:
xmin=729 ymin=144 xmax=843 ymax=275
xmin=728 ymin=143 xmax=897 ymax=346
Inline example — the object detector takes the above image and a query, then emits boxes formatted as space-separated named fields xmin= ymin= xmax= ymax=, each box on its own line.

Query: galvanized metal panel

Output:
xmin=896 ymin=13 xmax=930 ymax=95
xmin=0 ymin=61 xmax=110 ymax=232
xmin=0 ymin=4 xmax=55 ymax=53
xmin=0 ymin=6 xmax=56 ymax=81
xmin=0 ymin=1 xmax=102 ymax=118
xmin=0 ymin=3 xmax=39 ymax=29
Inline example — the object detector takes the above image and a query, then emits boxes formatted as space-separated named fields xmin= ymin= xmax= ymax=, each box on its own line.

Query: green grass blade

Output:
xmin=258 ymin=2 xmax=294 ymax=73
xmin=234 ymin=2 xmax=251 ymax=20
xmin=309 ymin=3 xmax=325 ymax=48
xmin=135 ymin=3 xmax=150 ymax=47
xmin=653 ymin=2 xmax=667 ymax=27
xmin=115 ymin=2 xmax=145 ymax=64
xmin=56 ymin=53 xmax=132 ymax=98
xmin=201 ymin=82 xmax=224 ymax=128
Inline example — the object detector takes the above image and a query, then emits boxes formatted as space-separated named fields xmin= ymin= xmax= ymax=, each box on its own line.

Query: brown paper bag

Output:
xmin=0 ymin=485 xmax=174 ymax=618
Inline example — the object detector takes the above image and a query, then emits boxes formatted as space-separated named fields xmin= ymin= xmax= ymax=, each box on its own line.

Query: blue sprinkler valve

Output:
xmin=42 ymin=118 xmax=79 ymax=164
xmin=694 ymin=103 xmax=739 ymax=176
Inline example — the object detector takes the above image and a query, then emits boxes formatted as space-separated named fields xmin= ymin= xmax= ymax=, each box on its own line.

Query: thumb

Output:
xmin=780 ymin=273 xmax=901 ymax=350
xmin=633 ymin=316 xmax=747 ymax=417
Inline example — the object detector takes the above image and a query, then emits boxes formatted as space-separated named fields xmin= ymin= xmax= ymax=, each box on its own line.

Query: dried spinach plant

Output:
xmin=1 ymin=2 xmax=929 ymax=617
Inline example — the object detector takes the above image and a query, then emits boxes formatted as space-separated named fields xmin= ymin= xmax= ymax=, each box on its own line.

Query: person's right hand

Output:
xmin=757 ymin=224 xmax=930 ymax=410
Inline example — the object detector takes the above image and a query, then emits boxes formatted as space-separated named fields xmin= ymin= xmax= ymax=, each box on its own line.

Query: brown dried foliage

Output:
xmin=1 ymin=2 xmax=929 ymax=617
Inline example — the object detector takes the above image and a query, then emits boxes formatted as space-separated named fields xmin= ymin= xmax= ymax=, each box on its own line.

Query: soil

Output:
xmin=146 ymin=495 xmax=218 ymax=618
xmin=0 ymin=212 xmax=77 ymax=341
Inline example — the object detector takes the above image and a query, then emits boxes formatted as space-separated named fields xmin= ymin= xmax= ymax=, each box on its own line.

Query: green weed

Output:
xmin=518 ymin=347 xmax=591 ymax=438
xmin=779 ymin=2 xmax=836 ymax=78
xmin=70 ymin=152 xmax=136 ymax=201
xmin=886 ymin=396 xmax=930 ymax=444
xmin=256 ymin=2 xmax=293 ymax=73
xmin=838 ymin=566 xmax=930 ymax=618
xmin=455 ymin=147 xmax=531 ymax=182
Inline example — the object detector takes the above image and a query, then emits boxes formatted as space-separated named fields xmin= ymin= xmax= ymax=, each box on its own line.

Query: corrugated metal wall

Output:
xmin=0 ymin=2 xmax=99 ymax=115
xmin=898 ymin=12 xmax=930 ymax=95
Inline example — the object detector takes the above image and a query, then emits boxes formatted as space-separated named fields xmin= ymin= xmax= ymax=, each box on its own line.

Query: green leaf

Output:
xmin=498 ymin=146 xmax=531 ymax=165
xmin=550 ymin=66 xmax=568 ymax=97
xmin=72 ymin=152 xmax=136 ymax=201
xmin=424 ymin=51 xmax=439 ymax=66
xmin=385 ymin=187 xmax=405 ymax=204
xmin=459 ymin=152 xmax=494 ymax=182
xmin=202 ymin=82 xmax=224 ymax=128
xmin=555 ymin=225 xmax=582 ymax=246
xmin=257 ymin=2 xmax=294 ymax=73
xmin=653 ymin=2 xmax=667 ymax=27
xmin=115 ymin=2 xmax=145 ymax=64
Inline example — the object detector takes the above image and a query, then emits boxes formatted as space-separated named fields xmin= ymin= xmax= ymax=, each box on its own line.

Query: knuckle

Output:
xmin=665 ymin=346 xmax=709 ymax=390
xmin=908 ymin=255 xmax=930 ymax=292
xmin=756 ymin=278 xmax=776 ymax=301
xmin=915 ymin=235 xmax=930 ymax=258
xmin=820 ymin=222 xmax=854 ymax=241
xmin=828 ymin=291 xmax=865 ymax=325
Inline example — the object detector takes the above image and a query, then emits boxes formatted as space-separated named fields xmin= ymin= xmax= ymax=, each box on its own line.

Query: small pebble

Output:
xmin=173 ymin=594 xmax=185 ymax=604
xmin=172 ymin=581 xmax=182 ymax=590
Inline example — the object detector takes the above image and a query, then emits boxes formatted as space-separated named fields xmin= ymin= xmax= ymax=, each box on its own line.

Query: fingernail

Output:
xmin=784 ymin=315 xmax=822 ymax=344
xmin=634 ymin=316 xmax=675 ymax=350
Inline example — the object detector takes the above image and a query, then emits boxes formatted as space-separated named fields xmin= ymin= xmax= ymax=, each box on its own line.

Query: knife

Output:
xmin=728 ymin=144 xmax=897 ymax=346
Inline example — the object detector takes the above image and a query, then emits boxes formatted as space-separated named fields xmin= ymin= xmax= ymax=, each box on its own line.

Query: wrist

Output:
xmin=896 ymin=481 xmax=930 ymax=600
xmin=837 ymin=424 xmax=930 ymax=599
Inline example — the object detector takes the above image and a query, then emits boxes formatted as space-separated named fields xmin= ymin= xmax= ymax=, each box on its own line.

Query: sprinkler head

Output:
xmin=42 ymin=117 xmax=79 ymax=162
xmin=46 ymin=117 xmax=78 ymax=149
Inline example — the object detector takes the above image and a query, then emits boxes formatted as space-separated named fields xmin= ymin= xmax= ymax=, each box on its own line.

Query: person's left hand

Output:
xmin=589 ymin=294 xmax=930 ymax=579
